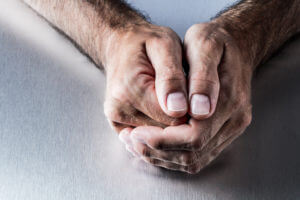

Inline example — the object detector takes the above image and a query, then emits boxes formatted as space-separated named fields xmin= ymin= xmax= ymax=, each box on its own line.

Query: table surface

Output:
xmin=0 ymin=1 xmax=299 ymax=200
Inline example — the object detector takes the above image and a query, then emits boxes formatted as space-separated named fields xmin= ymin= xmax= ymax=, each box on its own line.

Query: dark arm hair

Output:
xmin=214 ymin=0 xmax=300 ymax=67
xmin=22 ymin=0 xmax=149 ymax=68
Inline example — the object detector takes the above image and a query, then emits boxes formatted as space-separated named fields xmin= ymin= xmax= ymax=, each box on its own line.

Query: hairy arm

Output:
xmin=215 ymin=0 xmax=300 ymax=68
xmin=23 ymin=0 xmax=190 ymax=131
xmin=22 ymin=0 xmax=148 ymax=68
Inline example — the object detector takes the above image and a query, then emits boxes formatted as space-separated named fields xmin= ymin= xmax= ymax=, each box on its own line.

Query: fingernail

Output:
xmin=167 ymin=92 xmax=187 ymax=112
xmin=191 ymin=94 xmax=210 ymax=115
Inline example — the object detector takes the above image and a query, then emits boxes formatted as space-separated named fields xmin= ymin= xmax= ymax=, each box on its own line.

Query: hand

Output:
xmin=102 ymin=24 xmax=190 ymax=132
xmin=119 ymin=22 xmax=253 ymax=174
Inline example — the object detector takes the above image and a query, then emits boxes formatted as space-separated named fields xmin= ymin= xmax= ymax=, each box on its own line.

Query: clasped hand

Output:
xmin=102 ymin=22 xmax=253 ymax=174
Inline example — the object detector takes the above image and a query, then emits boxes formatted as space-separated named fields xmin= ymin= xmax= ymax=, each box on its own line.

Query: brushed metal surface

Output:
xmin=0 ymin=1 xmax=299 ymax=200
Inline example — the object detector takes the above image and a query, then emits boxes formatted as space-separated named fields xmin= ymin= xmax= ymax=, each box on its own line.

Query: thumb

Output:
xmin=146 ymin=35 xmax=188 ymax=118
xmin=184 ymin=37 xmax=223 ymax=119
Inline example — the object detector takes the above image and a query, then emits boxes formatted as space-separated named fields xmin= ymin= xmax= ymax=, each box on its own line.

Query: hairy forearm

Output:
xmin=214 ymin=0 xmax=300 ymax=68
xmin=22 ymin=0 xmax=148 ymax=68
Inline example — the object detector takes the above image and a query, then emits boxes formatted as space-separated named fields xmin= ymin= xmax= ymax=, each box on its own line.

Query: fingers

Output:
xmin=131 ymin=107 xmax=229 ymax=151
xmin=184 ymin=26 xmax=223 ymax=119
xmin=131 ymin=138 xmax=197 ymax=166
xmin=129 ymin=81 xmax=235 ymax=151
xmin=104 ymin=97 xmax=169 ymax=133
xmin=105 ymin=47 xmax=187 ymax=129
xmin=130 ymin=78 xmax=188 ymax=126
xmin=130 ymin=124 xmax=198 ymax=151
xmin=146 ymin=31 xmax=188 ymax=118
xmin=132 ymin=134 xmax=237 ymax=174
xmin=129 ymin=111 xmax=251 ymax=173
xmin=120 ymin=127 xmax=199 ymax=168
xmin=119 ymin=128 xmax=141 ymax=157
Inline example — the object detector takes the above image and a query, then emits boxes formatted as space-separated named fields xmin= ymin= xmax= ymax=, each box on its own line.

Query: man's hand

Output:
xmin=23 ymin=0 xmax=210 ymax=132
xmin=103 ymin=24 xmax=190 ymax=132
xmin=119 ymin=22 xmax=253 ymax=173
xmin=24 ymin=0 xmax=222 ymax=133
xmin=23 ymin=0 xmax=300 ymax=174
xmin=118 ymin=0 xmax=300 ymax=174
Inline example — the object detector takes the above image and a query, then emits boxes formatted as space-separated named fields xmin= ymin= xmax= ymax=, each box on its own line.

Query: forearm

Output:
xmin=22 ymin=0 xmax=148 ymax=68
xmin=214 ymin=0 xmax=300 ymax=68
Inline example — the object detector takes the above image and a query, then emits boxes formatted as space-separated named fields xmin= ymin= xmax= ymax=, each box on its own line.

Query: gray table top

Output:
xmin=0 ymin=1 xmax=299 ymax=200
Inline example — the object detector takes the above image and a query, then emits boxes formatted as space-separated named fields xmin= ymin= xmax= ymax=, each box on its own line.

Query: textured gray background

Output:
xmin=0 ymin=0 xmax=299 ymax=200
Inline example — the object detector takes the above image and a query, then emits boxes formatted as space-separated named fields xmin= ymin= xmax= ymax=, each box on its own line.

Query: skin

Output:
xmin=23 ymin=0 xmax=194 ymax=132
xmin=23 ymin=0 xmax=300 ymax=174
xmin=120 ymin=1 xmax=300 ymax=173
xmin=121 ymin=23 xmax=254 ymax=173
xmin=104 ymin=24 xmax=191 ymax=131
